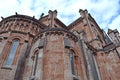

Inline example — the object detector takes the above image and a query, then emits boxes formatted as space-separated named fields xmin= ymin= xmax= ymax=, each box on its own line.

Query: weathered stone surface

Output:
xmin=0 ymin=9 xmax=120 ymax=80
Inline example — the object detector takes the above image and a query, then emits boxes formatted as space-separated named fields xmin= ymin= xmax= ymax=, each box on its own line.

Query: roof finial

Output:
xmin=53 ymin=10 xmax=57 ymax=18
xmin=15 ymin=12 xmax=18 ymax=15
xmin=79 ymin=9 xmax=84 ymax=18
xmin=33 ymin=16 xmax=35 ymax=18
xmin=40 ymin=13 xmax=44 ymax=18
xmin=54 ymin=10 xmax=57 ymax=13
xmin=1 ymin=16 xmax=4 ymax=20
xmin=79 ymin=9 xmax=88 ymax=18
xmin=48 ymin=10 xmax=52 ymax=14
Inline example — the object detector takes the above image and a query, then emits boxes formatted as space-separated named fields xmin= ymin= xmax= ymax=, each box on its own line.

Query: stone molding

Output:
xmin=0 ymin=14 xmax=46 ymax=29
xmin=34 ymin=28 xmax=78 ymax=42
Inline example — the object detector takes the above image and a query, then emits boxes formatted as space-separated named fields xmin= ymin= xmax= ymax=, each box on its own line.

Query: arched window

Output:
xmin=30 ymin=49 xmax=43 ymax=80
xmin=69 ymin=50 xmax=75 ymax=75
xmin=87 ymin=49 xmax=99 ymax=80
xmin=5 ymin=39 xmax=19 ymax=66
xmin=32 ymin=50 xmax=39 ymax=77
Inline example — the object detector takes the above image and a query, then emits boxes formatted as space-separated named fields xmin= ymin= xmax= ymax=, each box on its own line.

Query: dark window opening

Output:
xmin=69 ymin=50 xmax=75 ymax=75
xmin=31 ymin=50 xmax=39 ymax=80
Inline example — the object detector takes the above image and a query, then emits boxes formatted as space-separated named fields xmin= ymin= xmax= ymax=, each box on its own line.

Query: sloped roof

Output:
xmin=39 ymin=15 xmax=68 ymax=29
xmin=55 ymin=18 xmax=68 ymax=29
xmin=67 ymin=17 xmax=83 ymax=30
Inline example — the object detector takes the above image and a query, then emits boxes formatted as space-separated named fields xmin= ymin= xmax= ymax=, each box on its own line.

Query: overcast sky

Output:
xmin=0 ymin=0 xmax=120 ymax=32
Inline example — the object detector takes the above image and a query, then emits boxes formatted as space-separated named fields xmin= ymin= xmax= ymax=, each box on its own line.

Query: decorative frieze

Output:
xmin=0 ymin=15 xmax=47 ymax=36
xmin=33 ymin=28 xmax=78 ymax=43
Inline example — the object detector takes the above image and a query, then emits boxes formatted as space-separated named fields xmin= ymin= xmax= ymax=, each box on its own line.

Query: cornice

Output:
xmin=0 ymin=30 xmax=34 ymax=37
xmin=34 ymin=28 xmax=78 ymax=42
xmin=0 ymin=14 xmax=47 ymax=29
xmin=0 ymin=31 xmax=9 ymax=34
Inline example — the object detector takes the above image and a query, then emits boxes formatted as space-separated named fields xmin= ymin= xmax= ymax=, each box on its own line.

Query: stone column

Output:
xmin=77 ymin=36 xmax=88 ymax=80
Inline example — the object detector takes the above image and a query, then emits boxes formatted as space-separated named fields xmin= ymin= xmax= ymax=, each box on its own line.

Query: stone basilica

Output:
xmin=0 ymin=9 xmax=120 ymax=80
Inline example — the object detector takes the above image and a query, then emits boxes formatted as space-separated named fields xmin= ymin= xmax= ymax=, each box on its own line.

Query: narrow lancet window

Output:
xmin=31 ymin=49 xmax=43 ymax=80
xmin=69 ymin=50 xmax=75 ymax=75
xmin=6 ymin=39 xmax=19 ymax=66
xmin=33 ymin=52 xmax=38 ymax=76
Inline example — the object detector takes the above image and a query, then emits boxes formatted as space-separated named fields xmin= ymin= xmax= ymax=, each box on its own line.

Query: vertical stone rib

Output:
xmin=77 ymin=36 xmax=88 ymax=80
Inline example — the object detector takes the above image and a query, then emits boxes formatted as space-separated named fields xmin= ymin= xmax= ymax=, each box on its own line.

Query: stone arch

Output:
xmin=33 ymin=47 xmax=39 ymax=55
xmin=31 ymin=47 xmax=39 ymax=60
xmin=0 ymin=35 xmax=24 ymax=66
xmin=69 ymin=47 xmax=79 ymax=56
xmin=8 ymin=35 xmax=24 ymax=44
